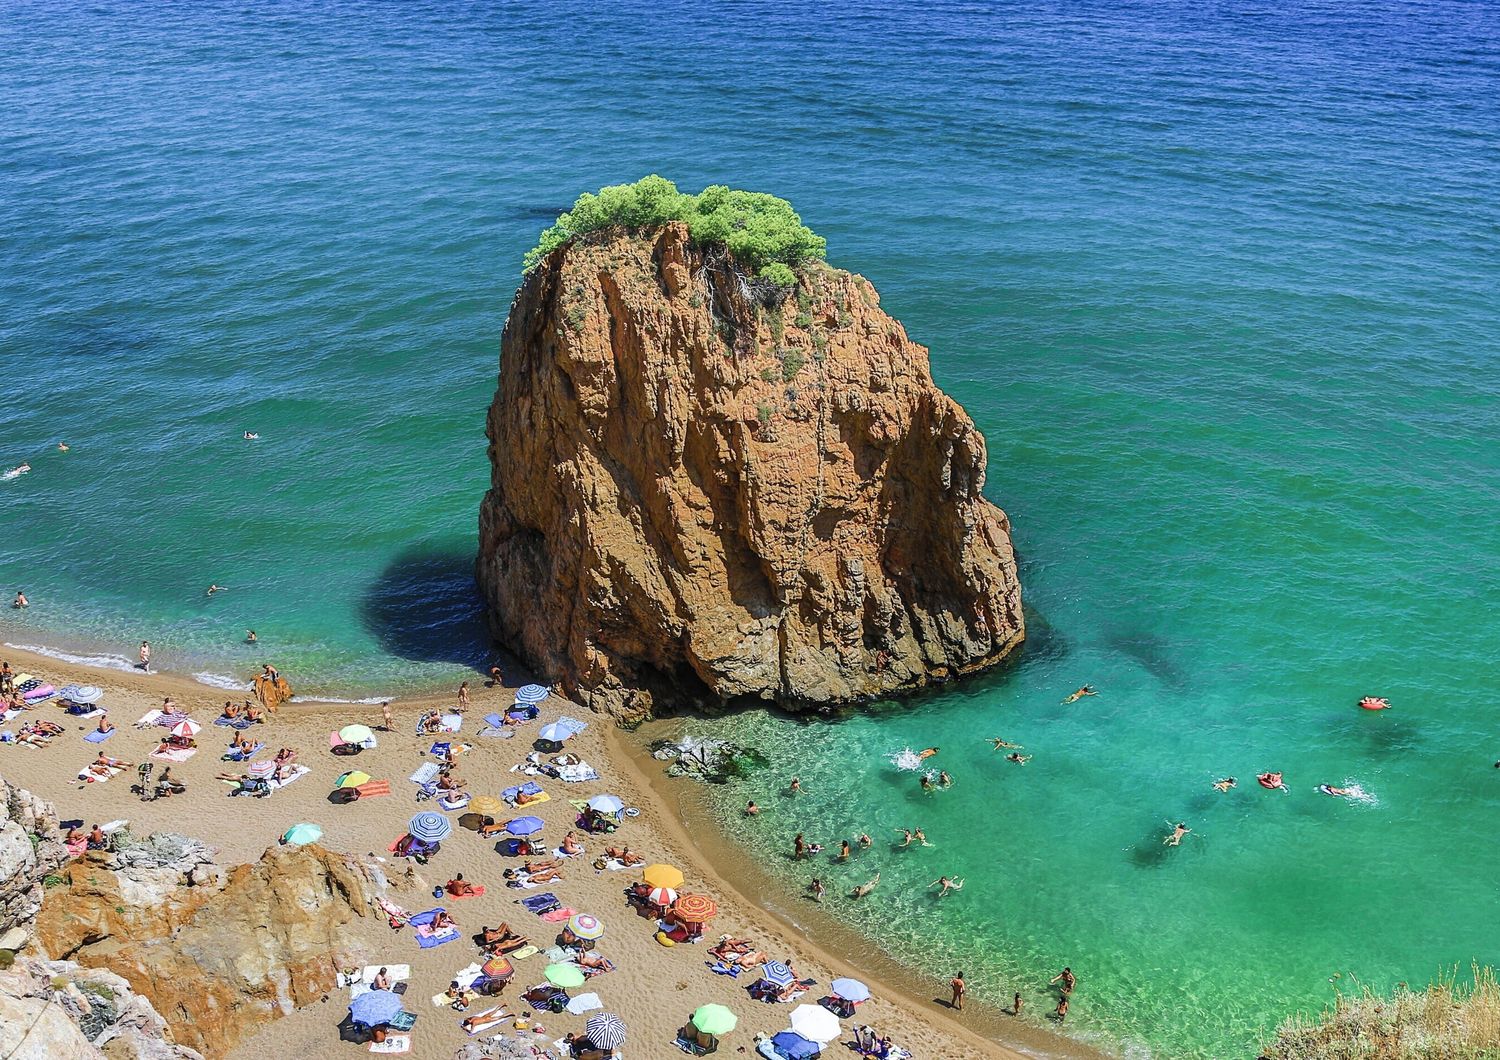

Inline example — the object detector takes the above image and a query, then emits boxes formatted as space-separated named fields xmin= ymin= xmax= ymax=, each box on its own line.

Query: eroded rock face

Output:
xmin=478 ymin=223 xmax=1024 ymax=716
xmin=36 ymin=843 xmax=381 ymax=1059
xmin=1 ymin=775 xmax=67 ymax=934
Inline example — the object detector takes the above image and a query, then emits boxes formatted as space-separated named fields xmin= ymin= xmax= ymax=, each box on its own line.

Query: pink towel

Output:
xmin=540 ymin=907 xmax=577 ymax=923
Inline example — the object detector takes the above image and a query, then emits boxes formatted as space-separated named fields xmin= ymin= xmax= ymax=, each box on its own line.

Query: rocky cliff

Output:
xmin=478 ymin=222 xmax=1023 ymax=717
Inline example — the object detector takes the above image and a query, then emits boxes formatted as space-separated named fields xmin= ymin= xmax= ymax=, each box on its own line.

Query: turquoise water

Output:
xmin=3 ymin=2 xmax=1499 ymax=1054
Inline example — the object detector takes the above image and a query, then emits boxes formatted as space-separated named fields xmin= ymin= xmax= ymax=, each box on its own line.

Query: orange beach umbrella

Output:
xmin=672 ymin=893 xmax=719 ymax=924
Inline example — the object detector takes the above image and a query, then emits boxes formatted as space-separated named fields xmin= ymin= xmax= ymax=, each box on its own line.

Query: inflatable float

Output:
xmin=1358 ymin=696 xmax=1390 ymax=711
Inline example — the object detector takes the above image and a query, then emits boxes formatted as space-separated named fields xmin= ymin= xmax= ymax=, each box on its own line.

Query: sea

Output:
xmin=3 ymin=2 xmax=1498 ymax=1055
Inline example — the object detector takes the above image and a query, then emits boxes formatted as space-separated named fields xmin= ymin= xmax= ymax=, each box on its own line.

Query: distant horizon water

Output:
xmin=5 ymin=2 xmax=1499 ymax=1056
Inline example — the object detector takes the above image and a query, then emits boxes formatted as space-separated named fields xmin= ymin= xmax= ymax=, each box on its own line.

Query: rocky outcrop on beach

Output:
xmin=0 ymin=777 xmax=200 ymax=1060
xmin=37 ymin=841 xmax=382 ymax=1058
xmin=477 ymin=222 xmax=1024 ymax=717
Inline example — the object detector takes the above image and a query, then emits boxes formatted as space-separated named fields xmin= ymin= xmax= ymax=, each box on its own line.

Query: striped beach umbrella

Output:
xmin=760 ymin=960 xmax=794 ymax=988
xmin=505 ymin=815 xmax=544 ymax=837
xmin=584 ymin=1012 xmax=626 ymax=1049
xmin=544 ymin=963 xmax=585 ymax=988
xmin=157 ymin=711 xmax=190 ymax=728
xmin=586 ymin=794 xmax=624 ymax=814
xmin=567 ymin=913 xmax=603 ymax=940
xmin=514 ymin=683 xmax=549 ymax=704
xmin=246 ymin=760 xmax=276 ymax=779
xmin=170 ymin=719 xmax=201 ymax=738
xmin=671 ymin=893 xmax=718 ymax=924
xmin=830 ymin=977 xmax=870 ymax=1002
xmin=409 ymin=811 xmax=451 ymax=842
xmin=71 ymin=685 xmax=104 ymax=705
xmin=481 ymin=957 xmax=514 ymax=980
xmin=647 ymin=886 xmax=678 ymax=907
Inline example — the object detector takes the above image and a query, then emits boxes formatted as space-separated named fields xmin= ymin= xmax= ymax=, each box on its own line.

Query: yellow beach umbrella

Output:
xmin=470 ymin=795 xmax=504 ymax=817
xmin=642 ymin=864 xmax=684 ymax=890
xmin=337 ymin=770 xmax=371 ymax=789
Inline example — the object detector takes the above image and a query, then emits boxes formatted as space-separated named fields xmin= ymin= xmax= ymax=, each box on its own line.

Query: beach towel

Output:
xmin=551 ymin=762 xmax=600 ymax=783
xmin=267 ymin=764 xmax=310 ymax=790
xmin=64 ymin=835 xmax=88 ymax=858
xmin=356 ymin=779 xmax=391 ymax=799
xmin=221 ymin=741 xmax=264 ymax=762
xmin=150 ymin=745 xmax=197 ymax=763
xmin=367 ymin=1035 xmax=409 ymax=1054
xmin=581 ymin=957 xmax=614 ymax=977
xmin=213 ymin=715 xmax=257 ymax=730
xmin=507 ymin=945 xmax=538 ymax=961
xmin=408 ymin=762 xmax=439 ymax=786
xmin=416 ymin=926 xmax=459 ymax=949
xmin=439 ymin=714 xmax=462 ymax=732
xmin=519 ymin=893 xmax=560 ymax=915
xmin=462 ymin=1007 xmax=511 ymax=1036
xmin=502 ymin=781 xmax=544 ymax=802
xmin=428 ymin=741 xmax=452 ymax=758
xmin=476 ymin=723 xmax=513 ymax=739
xmin=133 ymin=709 xmax=163 ymax=729
xmin=409 ymin=908 xmax=445 ymax=927
xmin=76 ymin=763 xmax=124 ymax=784
xmin=446 ymin=884 xmax=486 ymax=899
xmin=438 ymin=792 xmax=471 ymax=812
xmin=551 ymin=715 xmax=588 ymax=738
xmin=484 ymin=712 xmax=505 ymax=729
xmin=539 ymin=906 xmax=576 ymax=924
xmin=375 ymin=898 xmax=411 ymax=926
xmin=565 ymin=992 xmax=602 ymax=1015
xmin=67 ymin=707 xmax=105 ymax=720
xmin=83 ymin=729 xmax=114 ymax=743
xmin=552 ymin=845 xmax=584 ymax=860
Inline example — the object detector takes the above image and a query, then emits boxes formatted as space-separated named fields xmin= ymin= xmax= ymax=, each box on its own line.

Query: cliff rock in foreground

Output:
xmin=478 ymin=222 xmax=1023 ymax=716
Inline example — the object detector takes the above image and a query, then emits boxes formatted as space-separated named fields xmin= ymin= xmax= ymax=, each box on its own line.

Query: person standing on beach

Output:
xmin=12 ymin=591 xmax=27 ymax=608
xmin=1013 ymin=991 xmax=1023 ymax=1016
xmin=138 ymin=641 xmax=151 ymax=673
xmin=0 ymin=661 xmax=14 ymax=695
xmin=457 ymin=681 xmax=471 ymax=712
xmin=381 ymin=701 xmax=393 ymax=732
xmin=950 ymin=971 xmax=965 ymax=1011
xmin=809 ymin=877 xmax=825 ymax=902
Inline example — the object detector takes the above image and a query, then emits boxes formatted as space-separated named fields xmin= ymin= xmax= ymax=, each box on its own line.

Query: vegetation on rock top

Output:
xmin=523 ymin=175 xmax=827 ymax=281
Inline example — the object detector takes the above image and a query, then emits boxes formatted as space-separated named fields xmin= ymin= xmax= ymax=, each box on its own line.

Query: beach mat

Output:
xmin=267 ymin=764 xmax=310 ymax=791
xmin=355 ymin=779 xmax=391 ymax=799
xmin=83 ymin=730 xmax=114 ymax=743
xmin=214 ymin=716 xmax=256 ymax=730
xmin=409 ymin=762 xmax=439 ymax=785
xmin=76 ymin=764 xmax=124 ymax=784
xmin=367 ymin=1035 xmax=409 ymax=1054
xmin=150 ymin=745 xmax=198 ymax=763
xmin=416 ymin=928 xmax=459 ymax=949
xmin=221 ymin=741 xmax=264 ymax=762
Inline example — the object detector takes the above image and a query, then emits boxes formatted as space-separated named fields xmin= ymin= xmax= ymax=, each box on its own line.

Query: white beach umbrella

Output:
xmin=789 ymin=1004 xmax=842 ymax=1043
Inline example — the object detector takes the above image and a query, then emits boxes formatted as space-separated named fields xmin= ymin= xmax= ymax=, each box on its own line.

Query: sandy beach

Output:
xmin=0 ymin=643 xmax=1096 ymax=1060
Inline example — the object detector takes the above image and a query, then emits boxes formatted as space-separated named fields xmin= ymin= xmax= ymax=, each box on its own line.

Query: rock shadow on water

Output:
xmin=359 ymin=545 xmax=493 ymax=673
xmin=1103 ymin=627 xmax=1188 ymax=690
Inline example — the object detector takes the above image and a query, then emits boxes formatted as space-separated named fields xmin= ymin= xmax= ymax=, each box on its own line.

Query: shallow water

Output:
xmin=4 ymin=2 xmax=1499 ymax=1054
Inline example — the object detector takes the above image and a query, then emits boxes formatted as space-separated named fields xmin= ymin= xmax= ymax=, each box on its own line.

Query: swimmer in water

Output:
xmin=1213 ymin=777 xmax=1237 ymax=792
xmin=939 ymin=770 xmax=952 ymax=788
xmin=917 ymin=747 xmax=940 ymax=760
xmin=788 ymin=776 xmax=801 ymax=794
xmin=243 ymin=431 xmax=259 ymax=440
xmin=5 ymin=463 xmax=31 ymax=479
xmin=852 ymin=872 xmax=880 ymax=898
xmin=744 ymin=800 xmax=760 ymax=816
xmin=1319 ymin=785 xmax=1354 ymax=798
xmin=245 ymin=630 xmax=257 ymax=643
xmin=990 ymin=738 xmax=1023 ymax=750
xmin=930 ymin=875 xmax=965 ymax=897
xmin=914 ymin=828 xmax=929 ymax=846
xmin=13 ymin=591 xmax=28 ymax=609
xmin=207 ymin=584 xmax=227 ymax=596
xmin=57 ymin=442 xmax=69 ymax=452
xmin=1006 ymin=752 xmax=1032 ymax=765
xmin=920 ymin=773 xmax=935 ymax=792
xmin=1164 ymin=822 xmax=1190 ymax=846
xmin=897 ymin=828 xmax=914 ymax=848
xmin=1062 ymin=684 xmax=1097 ymax=704
xmin=857 ymin=832 xmax=872 ymax=848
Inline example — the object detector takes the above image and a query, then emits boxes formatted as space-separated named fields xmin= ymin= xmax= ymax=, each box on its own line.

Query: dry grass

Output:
xmin=1263 ymin=966 xmax=1500 ymax=1059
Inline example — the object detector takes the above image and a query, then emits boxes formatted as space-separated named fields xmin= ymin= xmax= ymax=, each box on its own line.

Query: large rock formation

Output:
xmin=478 ymin=223 xmax=1023 ymax=717
xmin=37 ymin=841 xmax=382 ymax=1058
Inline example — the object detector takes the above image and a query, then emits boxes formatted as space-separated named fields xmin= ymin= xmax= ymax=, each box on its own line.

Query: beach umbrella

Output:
xmin=515 ymin=683 xmax=549 ymax=704
xmin=409 ymin=811 xmax=452 ymax=842
xmin=771 ymin=1031 xmax=820 ymax=1060
xmin=642 ymin=864 xmax=683 ymax=890
xmin=336 ymin=770 xmax=371 ymax=789
xmin=789 ymin=1004 xmax=842 ymax=1043
xmin=348 ymin=988 xmax=404 ymax=1027
xmin=587 ymin=794 xmax=624 ymax=814
xmin=157 ymin=711 xmax=189 ymax=728
xmin=71 ymin=685 xmax=103 ymax=705
xmin=170 ymin=719 xmax=202 ymax=738
xmin=338 ymin=723 xmax=374 ymax=744
xmin=647 ymin=886 xmax=677 ymax=907
xmin=567 ymin=913 xmax=603 ymax=940
xmin=691 ymin=1003 xmax=737 ymax=1036
xmin=246 ymin=761 xmax=276 ymax=779
xmin=671 ymin=893 xmax=718 ymax=924
xmin=505 ymin=815 xmax=544 ymax=837
xmin=584 ymin=1012 xmax=627 ymax=1049
xmin=282 ymin=823 xmax=323 ymax=845
xmin=470 ymin=795 xmax=504 ymax=817
xmin=538 ymin=722 xmax=571 ymax=743
xmin=760 ymin=960 xmax=794 ymax=989
xmin=481 ymin=957 xmax=514 ymax=980
xmin=830 ymin=977 xmax=870 ymax=1003
xmin=544 ymin=963 xmax=586 ymax=988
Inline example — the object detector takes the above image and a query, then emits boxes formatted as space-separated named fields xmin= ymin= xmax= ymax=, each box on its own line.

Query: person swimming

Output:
xmin=12 ymin=591 xmax=27 ymax=608
xmin=938 ymin=770 xmax=952 ymax=787
xmin=207 ymin=584 xmax=227 ymax=596
xmin=917 ymin=747 xmax=940 ymax=760
xmin=1213 ymin=777 xmax=1237 ymax=792
xmin=245 ymin=630 xmax=257 ymax=643
xmin=1062 ymin=685 xmax=1097 ymax=704
xmin=920 ymin=773 xmax=935 ymax=791
xmin=1006 ymin=752 xmax=1032 ymax=765
xmin=243 ymin=431 xmax=259 ymax=440
xmin=851 ymin=872 xmax=880 ymax=898
xmin=990 ymin=738 xmax=1022 ymax=750
xmin=930 ymin=875 xmax=965 ymax=896
xmin=1164 ymin=822 xmax=1190 ymax=846
xmin=1318 ymin=784 xmax=1354 ymax=798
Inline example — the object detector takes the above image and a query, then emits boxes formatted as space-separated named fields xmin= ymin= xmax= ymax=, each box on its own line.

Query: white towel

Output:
xmin=408 ymin=762 xmax=439 ymax=785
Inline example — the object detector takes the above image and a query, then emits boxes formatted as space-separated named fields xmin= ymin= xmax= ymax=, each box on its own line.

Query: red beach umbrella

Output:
xmin=672 ymin=893 xmax=719 ymax=924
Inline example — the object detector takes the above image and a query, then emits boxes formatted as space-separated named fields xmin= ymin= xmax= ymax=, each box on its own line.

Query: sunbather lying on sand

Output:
xmin=93 ymin=752 xmax=131 ymax=770
xmin=460 ymin=1007 xmax=509 ymax=1034
xmin=604 ymin=845 xmax=644 ymax=866
xmin=480 ymin=923 xmax=528 ymax=953
xmin=504 ymin=865 xmax=563 ymax=885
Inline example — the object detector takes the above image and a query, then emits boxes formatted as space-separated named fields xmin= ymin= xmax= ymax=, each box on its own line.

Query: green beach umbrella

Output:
xmin=692 ymin=1003 xmax=737 ymax=1036
xmin=339 ymin=724 xmax=374 ymax=744
xmin=282 ymin=823 xmax=323 ymax=845
xmin=544 ymin=963 xmax=585 ymax=988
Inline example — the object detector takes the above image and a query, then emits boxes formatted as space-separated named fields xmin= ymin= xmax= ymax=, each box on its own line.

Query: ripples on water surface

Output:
xmin=2 ymin=2 xmax=1498 ymax=1055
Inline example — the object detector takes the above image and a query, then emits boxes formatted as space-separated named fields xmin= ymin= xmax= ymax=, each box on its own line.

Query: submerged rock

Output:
xmin=478 ymin=222 xmax=1024 ymax=718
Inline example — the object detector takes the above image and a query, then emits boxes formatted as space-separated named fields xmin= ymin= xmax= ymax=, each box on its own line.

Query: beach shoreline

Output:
xmin=0 ymin=640 xmax=1096 ymax=1059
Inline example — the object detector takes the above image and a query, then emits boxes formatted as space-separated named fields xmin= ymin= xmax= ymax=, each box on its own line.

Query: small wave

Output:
xmin=888 ymin=748 xmax=924 ymax=771
xmin=192 ymin=671 xmax=249 ymax=691
xmin=4 ymin=642 xmax=140 ymax=673
xmin=289 ymin=695 xmax=390 ymax=705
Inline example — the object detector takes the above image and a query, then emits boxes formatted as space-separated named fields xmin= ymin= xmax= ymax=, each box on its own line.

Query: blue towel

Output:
xmin=221 ymin=741 xmax=265 ymax=762
xmin=416 ymin=928 xmax=458 ymax=949
xmin=83 ymin=729 xmax=114 ymax=743
xmin=553 ymin=715 xmax=588 ymax=738
xmin=484 ymin=712 xmax=505 ymax=728
xmin=520 ymin=892 xmax=559 ymax=913
xmin=213 ymin=716 xmax=256 ymax=730
xmin=502 ymin=781 xmax=543 ymax=800
xmin=429 ymin=741 xmax=451 ymax=758
xmin=408 ymin=908 xmax=445 ymax=927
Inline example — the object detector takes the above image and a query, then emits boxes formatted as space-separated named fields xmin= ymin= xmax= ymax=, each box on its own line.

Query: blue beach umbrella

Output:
xmin=349 ymin=988 xmax=404 ymax=1027
xmin=538 ymin=722 xmax=570 ymax=743
xmin=506 ymin=815 xmax=544 ymax=837
xmin=282 ymin=823 xmax=323 ymax=845
xmin=409 ymin=811 xmax=451 ymax=842
xmin=830 ymin=977 xmax=870 ymax=1002
xmin=587 ymin=794 xmax=624 ymax=814
xmin=515 ymin=683 xmax=549 ymax=704
xmin=760 ymin=960 xmax=794 ymax=988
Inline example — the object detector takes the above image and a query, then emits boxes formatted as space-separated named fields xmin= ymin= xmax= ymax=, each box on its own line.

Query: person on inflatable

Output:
xmin=1258 ymin=771 xmax=1287 ymax=791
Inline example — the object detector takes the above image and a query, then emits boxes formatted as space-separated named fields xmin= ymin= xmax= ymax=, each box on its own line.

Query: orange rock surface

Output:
xmin=478 ymin=223 xmax=1023 ymax=716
